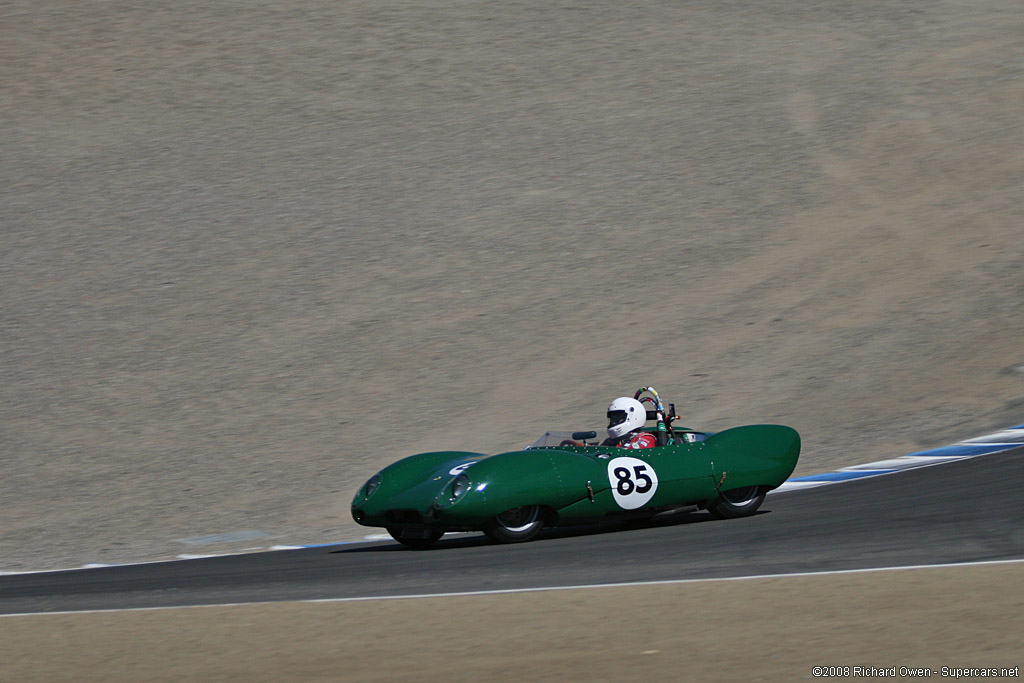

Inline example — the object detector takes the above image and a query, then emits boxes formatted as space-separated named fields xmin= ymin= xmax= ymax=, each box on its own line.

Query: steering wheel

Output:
xmin=633 ymin=386 xmax=664 ymax=413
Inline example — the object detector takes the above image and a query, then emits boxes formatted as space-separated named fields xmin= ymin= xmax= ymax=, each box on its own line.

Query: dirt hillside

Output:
xmin=2 ymin=0 xmax=1022 ymax=571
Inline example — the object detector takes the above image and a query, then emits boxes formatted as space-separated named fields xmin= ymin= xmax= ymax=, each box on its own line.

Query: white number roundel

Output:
xmin=607 ymin=456 xmax=659 ymax=510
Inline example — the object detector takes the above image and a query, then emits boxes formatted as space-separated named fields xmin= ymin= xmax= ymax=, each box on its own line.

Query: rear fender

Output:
xmin=703 ymin=425 xmax=800 ymax=491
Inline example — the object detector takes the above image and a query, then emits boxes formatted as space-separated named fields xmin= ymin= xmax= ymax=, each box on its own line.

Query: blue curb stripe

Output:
xmin=905 ymin=443 xmax=1015 ymax=458
xmin=772 ymin=422 xmax=1022 ymax=496
xmin=787 ymin=470 xmax=896 ymax=482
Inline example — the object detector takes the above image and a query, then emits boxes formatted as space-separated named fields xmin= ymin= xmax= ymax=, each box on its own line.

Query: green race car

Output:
xmin=351 ymin=387 xmax=800 ymax=548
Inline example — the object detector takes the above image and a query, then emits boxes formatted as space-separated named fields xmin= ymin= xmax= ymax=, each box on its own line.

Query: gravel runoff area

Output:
xmin=1 ymin=562 xmax=1021 ymax=681
xmin=3 ymin=0 xmax=1023 ymax=574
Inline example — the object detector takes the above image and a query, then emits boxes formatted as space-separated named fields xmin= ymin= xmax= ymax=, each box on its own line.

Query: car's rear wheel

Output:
xmin=387 ymin=526 xmax=444 ymax=549
xmin=483 ymin=505 xmax=544 ymax=543
xmin=708 ymin=486 xmax=765 ymax=519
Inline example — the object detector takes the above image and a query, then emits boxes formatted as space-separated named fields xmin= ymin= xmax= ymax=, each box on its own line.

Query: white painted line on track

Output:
xmin=3 ymin=558 xmax=1022 ymax=618
xmin=301 ymin=557 xmax=1024 ymax=604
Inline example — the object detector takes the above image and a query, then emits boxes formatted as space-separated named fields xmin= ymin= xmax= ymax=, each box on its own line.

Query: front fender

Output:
xmin=352 ymin=450 xmax=483 ymax=519
xmin=438 ymin=449 xmax=600 ymax=524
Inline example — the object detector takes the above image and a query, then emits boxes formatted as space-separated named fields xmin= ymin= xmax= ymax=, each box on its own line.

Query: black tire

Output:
xmin=483 ymin=505 xmax=545 ymax=543
xmin=387 ymin=526 xmax=444 ymax=549
xmin=708 ymin=486 xmax=766 ymax=519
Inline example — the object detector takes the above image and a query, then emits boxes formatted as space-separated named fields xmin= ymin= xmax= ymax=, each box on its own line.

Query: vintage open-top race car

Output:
xmin=351 ymin=387 xmax=800 ymax=548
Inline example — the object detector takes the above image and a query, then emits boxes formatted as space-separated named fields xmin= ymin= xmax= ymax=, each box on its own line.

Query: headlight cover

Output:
xmin=363 ymin=474 xmax=381 ymax=498
xmin=449 ymin=474 xmax=469 ymax=502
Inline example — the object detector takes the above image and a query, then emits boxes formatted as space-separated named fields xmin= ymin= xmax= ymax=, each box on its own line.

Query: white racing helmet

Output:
xmin=606 ymin=396 xmax=646 ymax=439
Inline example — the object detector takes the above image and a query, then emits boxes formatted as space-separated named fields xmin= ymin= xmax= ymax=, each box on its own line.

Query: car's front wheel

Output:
xmin=708 ymin=486 xmax=766 ymax=519
xmin=387 ymin=526 xmax=444 ymax=549
xmin=483 ymin=505 xmax=545 ymax=543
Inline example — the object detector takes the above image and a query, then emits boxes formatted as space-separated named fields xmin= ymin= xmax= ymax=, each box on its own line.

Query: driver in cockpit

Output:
xmin=602 ymin=396 xmax=657 ymax=449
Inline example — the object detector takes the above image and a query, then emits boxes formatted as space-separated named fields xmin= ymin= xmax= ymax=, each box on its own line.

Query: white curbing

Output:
xmin=772 ymin=426 xmax=1024 ymax=493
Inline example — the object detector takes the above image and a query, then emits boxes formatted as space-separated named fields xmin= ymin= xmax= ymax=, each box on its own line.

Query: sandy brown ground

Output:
xmin=1 ymin=0 xmax=1023 ymax=679
xmin=3 ymin=0 xmax=1022 ymax=572
xmin=2 ymin=562 xmax=1021 ymax=682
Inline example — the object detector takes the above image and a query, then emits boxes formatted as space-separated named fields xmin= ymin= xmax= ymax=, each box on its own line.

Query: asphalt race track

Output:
xmin=2 ymin=448 xmax=1021 ymax=616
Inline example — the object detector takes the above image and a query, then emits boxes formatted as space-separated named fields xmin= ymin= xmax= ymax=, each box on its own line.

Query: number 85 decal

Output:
xmin=607 ymin=457 xmax=659 ymax=509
